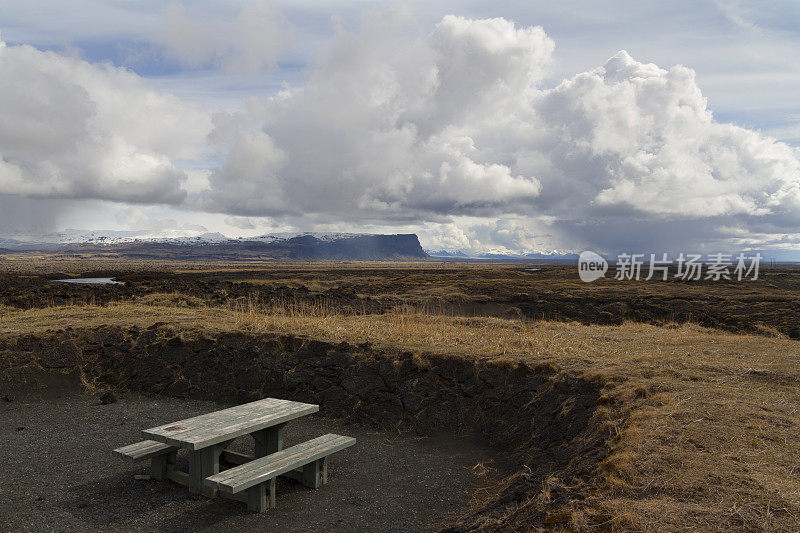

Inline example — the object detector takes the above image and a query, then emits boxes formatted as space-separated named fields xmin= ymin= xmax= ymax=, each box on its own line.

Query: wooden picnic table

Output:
xmin=142 ymin=398 xmax=318 ymax=496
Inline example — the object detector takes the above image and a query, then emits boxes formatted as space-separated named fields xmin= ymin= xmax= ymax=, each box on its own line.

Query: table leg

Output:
xmin=251 ymin=423 xmax=285 ymax=457
xmin=188 ymin=440 xmax=232 ymax=497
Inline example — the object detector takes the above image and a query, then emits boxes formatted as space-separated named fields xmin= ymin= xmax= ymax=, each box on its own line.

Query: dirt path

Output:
xmin=0 ymin=394 xmax=497 ymax=532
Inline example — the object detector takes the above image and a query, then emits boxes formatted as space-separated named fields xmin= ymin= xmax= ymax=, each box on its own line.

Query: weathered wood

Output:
xmin=189 ymin=449 xmax=204 ymax=494
xmin=222 ymin=449 xmax=304 ymax=480
xmin=206 ymin=434 xmax=356 ymax=494
xmin=143 ymin=398 xmax=318 ymax=450
xmin=144 ymin=398 xmax=284 ymax=437
xmin=188 ymin=440 xmax=231 ymax=496
xmin=201 ymin=446 xmax=220 ymax=497
xmin=166 ymin=465 xmax=189 ymax=486
xmin=168 ymin=404 xmax=298 ymax=446
xmin=269 ymin=477 xmax=276 ymax=509
xmin=209 ymin=436 xmax=341 ymax=488
xmin=144 ymin=401 xmax=292 ymax=446
xmin=247 ymin=481 xmax=266 ymax=512
xmin=302 ymin=459 xmax=319 ymax=489
xmin=220 ymin=449 xmax=252 ymax=466
xmin=150 ymin=450 xmax=177 ymax=481
xmin=252 ymin=423 xmax=284 ymax=457
xmin=113 ymin=440 xmax=178 ymax=463
xmin=166 ymin=466 xmax=249 ymax=503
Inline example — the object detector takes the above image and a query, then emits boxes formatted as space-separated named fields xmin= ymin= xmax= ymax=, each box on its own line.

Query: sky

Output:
xmin=1 ymin=0 xmax=800 ymax=256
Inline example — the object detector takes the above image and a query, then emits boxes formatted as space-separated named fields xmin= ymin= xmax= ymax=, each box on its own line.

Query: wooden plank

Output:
xmin=220 ymin=451 xmax=306 ymax=482
xmin=302 ymin=460 xmax=320 ymax=489
xmin=247 ymin=482 xmax=267 ymax=512
xmin=201 ymin=446 xmax=221 ymax=497
xmin=207 ymin=434 xmax=356 ymax=494
xmin=166 ymin=465 xmax=189 ymax=486
xmin=113 ymin=440 xmax=178 ymax=463
xmin=144 ymin=398 xmax=283 ymax=436
xmin=220 ymin=449 xmax=252 ymax=465
xmin=189 ymin=449 xmax=204 ymax=493
xmin=174 ymin=405 xmax=306 ymax=448
xmin=150 ymin=450 xmax=177 ymax=481
xmin=188 ymin=440 xmax=231 ymax=496
xmin=166 ymin=466 xmax=248 ymax=504
xmin=176 ymin=405 xmax=316 ymax=451
xmin=208 ymin=434 xmax=343 ymax=485
xmin=144 ymin=400 xmax=318 ymax=450
xmin=216 ymin=435 xmax=350 ymax=491
xmin=252 ymin=423 xmax=284 ymax=457
xmin=142 ymin=398 xmax=287 ymax=446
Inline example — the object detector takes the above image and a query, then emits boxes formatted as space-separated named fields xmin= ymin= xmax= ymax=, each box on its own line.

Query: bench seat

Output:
xmin=113 ymin=440 xmax=178 ymax=481
xmin=114 ymin=440 xmax=177 ymax=462
xmin=206 ymin=433 xmax=355 ymax=512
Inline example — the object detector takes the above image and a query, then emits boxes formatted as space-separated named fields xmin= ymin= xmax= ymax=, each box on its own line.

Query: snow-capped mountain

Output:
xmin=0 ymin=230 xmax=429 ymax=260
xmin=0 ymin=230 xmax=368 ymax=248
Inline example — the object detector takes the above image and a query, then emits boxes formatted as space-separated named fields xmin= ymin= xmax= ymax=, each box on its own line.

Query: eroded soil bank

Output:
xmin=0 ymin=325 xmax=612 ymax=530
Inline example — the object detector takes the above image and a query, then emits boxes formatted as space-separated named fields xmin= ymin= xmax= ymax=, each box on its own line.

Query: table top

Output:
xmin=142 ymin=398 xmax=318 ymax=451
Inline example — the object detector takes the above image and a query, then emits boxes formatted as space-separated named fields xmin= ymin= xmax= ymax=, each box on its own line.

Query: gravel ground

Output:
xmin=0 ymin=394 xmax=497 ymax=532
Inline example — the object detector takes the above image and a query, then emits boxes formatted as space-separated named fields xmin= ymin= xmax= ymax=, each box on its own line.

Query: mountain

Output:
xmin=425 ymin=248 xmax=579 ymax=261
xmin=0 ymin=231 xmax=429 ymax=261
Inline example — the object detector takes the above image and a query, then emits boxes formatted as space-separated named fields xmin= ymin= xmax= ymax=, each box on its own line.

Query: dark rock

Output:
xmin=161 ymin=344 xmax=191 ymax=365
xmin=99 ymin=391 xmax=118 ymax=404
xmin=321 ymin=351 xmax=352 ymax=368
xmin=166 ymin=335 xmax=184 ymax=347
xmin=163 ymin=378 xmax=190 ymax=397
xmin=235 ymin=365 xmax=265 ymax=392
xmin=341 ymin=367 xmax=386 ymax=401
xmin=40 ymin=340 xmax=81 ymax=369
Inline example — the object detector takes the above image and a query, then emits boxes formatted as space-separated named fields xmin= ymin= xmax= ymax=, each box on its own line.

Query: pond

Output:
xmin=53 ymin=277 xmax=124 ymax=285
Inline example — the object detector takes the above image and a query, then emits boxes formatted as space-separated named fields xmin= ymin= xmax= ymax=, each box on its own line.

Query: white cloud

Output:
xmin=201 ymin=15 xmax=550 ymax=220
xmin=198 ymin=14 xmax=800 ymax=252
xmin=3 ymin=10 xmax=800 ymax=254
xmin=159 ymin=1 xmax=290 ymax=74
xmin=0 ymin=37 xmax=211 ymax=205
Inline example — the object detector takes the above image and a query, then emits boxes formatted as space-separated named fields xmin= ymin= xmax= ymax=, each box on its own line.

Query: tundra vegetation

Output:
xmin=1 ymin=256 xmax=798 ymax=530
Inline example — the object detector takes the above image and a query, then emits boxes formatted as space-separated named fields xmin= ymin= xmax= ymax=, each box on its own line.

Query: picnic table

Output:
xmin=116 ymin=397 xmax=355 ymax=511
xmin=141 ymin=397 xmax=318 ymax=496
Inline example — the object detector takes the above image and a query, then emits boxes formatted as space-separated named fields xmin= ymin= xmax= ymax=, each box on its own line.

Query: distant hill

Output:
xmin=425 ymin=248 xmax=579 ymax=261
xmin=0 ymin=232 xmax=429 ymax=261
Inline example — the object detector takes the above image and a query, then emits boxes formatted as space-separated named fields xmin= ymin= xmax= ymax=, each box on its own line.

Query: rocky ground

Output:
xmin=0 ymin=393 xmax=497 ymax=532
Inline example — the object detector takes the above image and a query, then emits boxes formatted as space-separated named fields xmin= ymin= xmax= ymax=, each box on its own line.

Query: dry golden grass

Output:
xmin=1 ymin=294 xmax=799 ymax=530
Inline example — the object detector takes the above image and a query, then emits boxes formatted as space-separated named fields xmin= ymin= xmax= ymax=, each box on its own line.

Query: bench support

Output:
xmin=302 ymin=457 xmax=328 ymax=489
xmin=150 ymin=450 xmax=177 ymax=482
xmin=247 ymin=478 xmax=276 ymax=512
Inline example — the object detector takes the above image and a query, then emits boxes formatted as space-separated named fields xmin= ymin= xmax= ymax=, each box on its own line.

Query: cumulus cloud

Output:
xmin=199 ymin=13 xmax=800 ymax=253
xmin=159 ymin=1 xmax=290 ymax=74
xmin=4 ymin=11 xmax=800 ymax=253
xmin=0 ymin=37 xmax=210 ymax=206
xmin=201 ymin=15 xmax=549 ymax=221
